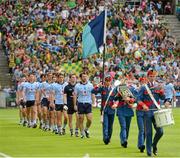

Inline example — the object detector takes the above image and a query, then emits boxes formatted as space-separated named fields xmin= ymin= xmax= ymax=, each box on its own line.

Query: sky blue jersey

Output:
xmin=23 ymin=82 xmax=38 ymax=101
xmin=52 ymin=82 xmax=68 ymax=104
xmin=74 ymin=82 xmax=94 ymax=104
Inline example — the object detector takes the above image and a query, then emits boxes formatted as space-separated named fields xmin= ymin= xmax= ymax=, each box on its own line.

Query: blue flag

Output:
xmin=82 ymin=11 xmax=105 ymax=59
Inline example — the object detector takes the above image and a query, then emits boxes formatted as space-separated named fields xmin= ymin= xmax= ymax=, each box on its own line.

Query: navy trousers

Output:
xmin=103 ymin=106 xmax=115 ymax=144
xmin=136 ymin=110 xmax=145 ymax=148
xmin=144 ymin=112 xmax=164 ymax=155
xmin=117 ymin=107 xmax=134 ymax=145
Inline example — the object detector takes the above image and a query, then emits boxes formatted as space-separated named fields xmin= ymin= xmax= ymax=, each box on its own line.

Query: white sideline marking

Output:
xmin=0 ymin=152 xmax=12 ymax=158
xmin=83 ymin=153 xmax=90 ymax=158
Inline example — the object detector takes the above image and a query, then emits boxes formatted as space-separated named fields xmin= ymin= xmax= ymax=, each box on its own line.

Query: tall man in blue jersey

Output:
xmin=52 ymin=73 xmax=68 ymax=135
xmin=164 ymin=77 xmax=176 ymax=106
xmin=40 ymin=73 xmax=53 ymax=130
xmin=33 ymin=76 xmax=41 ymax=129
xmin=39 ymin=74 xmax=47 ymax=129
xmin=22 ymin=73 xmax=39 ymax=128
xmin=73 ymin=72 xmax=95 ymax=138
xmin=137 ymin=70 xmax=167 ymax=156
xmin=16 ymin=76 xmax=27 ymax=126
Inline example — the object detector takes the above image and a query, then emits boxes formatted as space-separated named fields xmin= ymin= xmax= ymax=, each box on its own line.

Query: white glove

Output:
xmin=100 ymin=115 xmax=103 ymax=123
xmin=63 ymin=105 xmax=68 ymax=111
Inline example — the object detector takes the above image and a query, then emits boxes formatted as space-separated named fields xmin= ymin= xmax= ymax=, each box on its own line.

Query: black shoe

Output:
xmin=139 ymin=145 xmax=145 ymax=153
xmin=44 ymin=127 xmax=49 ymax=131
xmin=104 ymin=139 xmax=110 ymax=145
xmin=39 ymin=123 xmax=43 ymax=129
xmin=23 ymin=121 xmax=27 ymax=126
xmin=81 ymin=134 xmax=85 ymax=138
xmin=55 ymin=129 xmax=59 ymax=134
xmin=75 ymin=131 xmax=79 ymax=137
xmin=84 ymin=130 xmax=90 ymax=138
xmin=27 ymin=124 xmax=31 ymax=128
xmin=59 ymin=130 xmax=63 ymax=135
xmin=153 ymin=145 xmax=157 ymax=156
xmin=52 ymin=129 xmax=56 ymax=133
xmin=32 ymin=124 xmax=37 ymax=128
xmin=121 ymin=141 xmax=127 ymax=148
xmin=62 ymin=128 xmax=66 ymax=135
xmin=147 ymin=153 xmax=152 ymax=157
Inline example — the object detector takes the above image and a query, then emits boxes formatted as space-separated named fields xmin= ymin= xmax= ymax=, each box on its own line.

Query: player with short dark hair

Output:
xmin=52 ymin=73 xmax=68 ymax=135
xmin=64 ymin=74 xmax=79 ymax=136
xmin=40 ymin=73 xmax=53 ymax=130
xmin=73 ymin=72 xmax=95 ymax=138
xmin=16 ymin=77 xmax=27 ymax=126
xmin=22 ymin=73 xmax=39 ymax=128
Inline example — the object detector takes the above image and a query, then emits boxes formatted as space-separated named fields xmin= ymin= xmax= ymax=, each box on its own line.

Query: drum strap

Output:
xmin=104 ymin=87 xmax=114 ymax=109
xmin=144 ymin=84 xmax=161 ymax=110
xmin=100 ymin=87 xmax=114 ymax=123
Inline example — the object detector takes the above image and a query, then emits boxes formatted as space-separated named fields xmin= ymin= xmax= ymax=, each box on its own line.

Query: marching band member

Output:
xmin=92 ymin=74 xmax=116 ymax=145
xmin=136 ymin=77 xmax=147 ymax=153
xmin=126 ymin=75 xmax=146 ymax=152
xmin=137 ymin=70 xmax=166 ymax=156
xmin=113 ymin=76 xmax=135 ymax=148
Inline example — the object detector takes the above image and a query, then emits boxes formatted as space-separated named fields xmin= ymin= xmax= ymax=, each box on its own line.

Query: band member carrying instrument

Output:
xmin=137 ymin=70 xmax=168 ymax=156
xmin=112 ymin=76 xmax=135 ymax=148
xmin=135 ymin=77 xmax=147 ymax=153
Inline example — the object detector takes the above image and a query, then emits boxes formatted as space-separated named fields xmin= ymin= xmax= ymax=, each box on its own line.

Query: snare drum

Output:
xmin=154 ymin=109 xmax=175 ymax=128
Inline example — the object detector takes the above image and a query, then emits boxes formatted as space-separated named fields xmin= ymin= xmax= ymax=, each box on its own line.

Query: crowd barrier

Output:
xmin=0 ymin=90 xmax=16 ymax=108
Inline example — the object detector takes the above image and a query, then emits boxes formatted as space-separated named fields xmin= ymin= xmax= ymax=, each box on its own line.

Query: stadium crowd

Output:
xmin=0 ymin=0 xmax=180 ymax=157
xmin=0 ymin=0 xmax=179 ymax=86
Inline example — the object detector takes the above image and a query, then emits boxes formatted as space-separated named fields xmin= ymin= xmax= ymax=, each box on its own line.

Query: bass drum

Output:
xmin=154 ymin=109 xmax=175 ymax=128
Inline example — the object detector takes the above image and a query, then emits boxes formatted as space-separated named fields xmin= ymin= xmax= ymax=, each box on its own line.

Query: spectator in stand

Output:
xmin=156 ymin=1 xmax=163 ymax=15
xmin=164 ymin=2 xmax=172 ymax=14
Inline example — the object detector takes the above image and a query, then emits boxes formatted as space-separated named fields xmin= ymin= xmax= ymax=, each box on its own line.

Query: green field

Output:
xmin=0 ymin=108 xmax=180 ymax=157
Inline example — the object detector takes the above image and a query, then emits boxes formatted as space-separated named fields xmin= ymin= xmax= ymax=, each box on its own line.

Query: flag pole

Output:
xmin=102 ymin=6 xmax=107 ymax=85
xmin=101 ymin=5 xmax=108 ymax=121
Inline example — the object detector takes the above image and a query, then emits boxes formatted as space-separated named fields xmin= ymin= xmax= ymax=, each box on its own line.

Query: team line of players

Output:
xmin=16 ymin=71 xmax=175 ymax=156
xmin=16 ymin=72 xmax=85 ymax=137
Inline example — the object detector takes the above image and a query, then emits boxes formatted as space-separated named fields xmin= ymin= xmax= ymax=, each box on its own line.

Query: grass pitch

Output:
xmin=0 ymin=108 xmax=180 ymax=157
